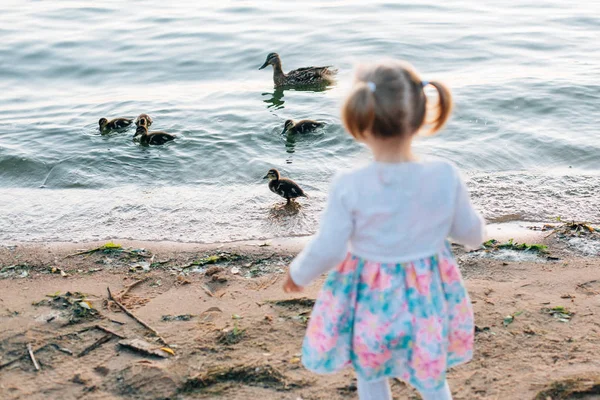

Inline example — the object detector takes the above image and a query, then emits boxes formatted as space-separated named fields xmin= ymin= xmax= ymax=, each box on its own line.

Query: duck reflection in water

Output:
xmin=262 ymin=88 xmax=285 ymax=110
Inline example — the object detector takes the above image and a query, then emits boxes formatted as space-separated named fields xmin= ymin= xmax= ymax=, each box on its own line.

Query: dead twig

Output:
xmin=49 ymin=343 xmax=73 ymax=355
xmin=200 ymin=285 xmax=214 ymax=298
xmin=117 ymin=278 xmax=149 ymax=300
xmin=107 ymin=287 xmax=168 ymax=346
xmin=27 ymin=343 xmax=40 ymax=371
xmin=94 ymin=324 xmax=126 ymax=339
xmin=77 ymin=334 xmax=113 ymax=358
xmin=0 ymin=344 xmax=51 ymax=371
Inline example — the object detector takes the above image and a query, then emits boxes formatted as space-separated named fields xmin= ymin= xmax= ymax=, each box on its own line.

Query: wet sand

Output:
xmin=1 ymin=225 xmax=599 ymax=399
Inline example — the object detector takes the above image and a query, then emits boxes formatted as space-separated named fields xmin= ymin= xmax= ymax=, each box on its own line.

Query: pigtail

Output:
xmin=425 ymin=81 xmax=453 ymax=134
xmin=342 ymin=83 xmax=376 ymax=139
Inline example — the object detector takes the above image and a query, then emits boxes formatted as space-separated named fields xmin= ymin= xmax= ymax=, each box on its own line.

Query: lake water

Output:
xmin=1 ymin=0 xmax=599 ymax=243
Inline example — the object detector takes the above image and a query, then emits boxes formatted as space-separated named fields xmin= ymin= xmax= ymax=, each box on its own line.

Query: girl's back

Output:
xmin=340 ymin=160 xmax=482 ymax=262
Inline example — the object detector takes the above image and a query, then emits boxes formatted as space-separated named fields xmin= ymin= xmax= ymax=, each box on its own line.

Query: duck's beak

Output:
xmin=280 ymin=126 xmax=288 ymax=135
xmin=263 ymin=174 xmax=269 ymax=179
xmin=259 ymin=60 xmax=269 ymax=70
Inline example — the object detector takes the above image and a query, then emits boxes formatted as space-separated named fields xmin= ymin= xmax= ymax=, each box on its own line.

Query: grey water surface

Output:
xmin=0 ymin=1 xmax=598 ymax=242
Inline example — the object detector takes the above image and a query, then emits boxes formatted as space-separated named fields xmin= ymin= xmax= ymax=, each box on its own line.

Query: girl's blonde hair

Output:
xmin=342 ymin=60 xmax=453 ymax=139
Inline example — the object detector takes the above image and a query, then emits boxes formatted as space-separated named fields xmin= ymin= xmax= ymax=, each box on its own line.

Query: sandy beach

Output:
xmin=0 ymin=223 xmax=599 ymax=399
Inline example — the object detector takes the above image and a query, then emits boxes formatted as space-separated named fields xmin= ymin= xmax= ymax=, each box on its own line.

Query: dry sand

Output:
xmin=0 ymin=225 xmax=599 ymax=400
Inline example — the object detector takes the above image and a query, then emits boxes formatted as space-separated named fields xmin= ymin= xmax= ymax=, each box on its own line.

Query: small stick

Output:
xmin=200 ymin=285 xmax=214 ymax=298
xmin=0 ymin=344 xmax=51 ymax=371
xmin=27 ymin=343 xmax=40 ymax=371
xmin=77 ymin=334 xmax=112 ymax=358
xmin=49 ymin=343 xmax=73 ymax=355
xmin=109 ymin=319 xmax=126 ymax=325
xmin=117 ymin=278 xmax=149 ymax=300
xmin=94 ymin=324 xmax=126 ymax=339
xmin=107 ymin=287 xmax=168 ymax=346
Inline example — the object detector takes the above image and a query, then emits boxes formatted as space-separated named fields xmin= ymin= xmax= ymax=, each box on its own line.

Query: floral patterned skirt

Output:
xmin=301 ymin=243 xmax=474 ymax=392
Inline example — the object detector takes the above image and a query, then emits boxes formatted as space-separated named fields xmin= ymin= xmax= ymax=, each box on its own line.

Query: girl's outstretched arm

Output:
xmin=449 ymin=168 xmax=486 ymax=250
xmin=288 ymin=175 xmax=354 ymax=287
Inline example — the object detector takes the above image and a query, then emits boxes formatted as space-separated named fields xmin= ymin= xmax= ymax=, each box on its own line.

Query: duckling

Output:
xmin=133 ymin=118 xmax=175 ymax=145
xmin=98 ymin=117 xmax=133 ymax=132
xmin=263 ymin=168 xmax=308 ymax=204
xmin=135 ymin=113 xmax=153 ymax=127
xmin=281 ymin=119 xmax=324 ymax=135
xmin=259 ymin=53 xmax=337 ymax=87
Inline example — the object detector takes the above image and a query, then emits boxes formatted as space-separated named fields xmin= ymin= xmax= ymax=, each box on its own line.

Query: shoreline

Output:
xmin=0 ymin=221 xmax=552 ymax=251
xmin=1 ymin=221 xmax=599 ymax=399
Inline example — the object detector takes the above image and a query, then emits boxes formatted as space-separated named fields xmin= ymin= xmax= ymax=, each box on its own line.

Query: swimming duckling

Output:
xmin=281 ymin=119 xmax=324 ymax=135
xmin=133 ymin=118 xmax=175 ymax=145
xmin=263 ymin=168 xmax=308 ymax=204
xmin=259 ymin=53 xmax=337 ymax=87
xmin=135 ymin=113 xmax=153 ymax=127
xmin=98 ymin=117 xmax=133 ymax=133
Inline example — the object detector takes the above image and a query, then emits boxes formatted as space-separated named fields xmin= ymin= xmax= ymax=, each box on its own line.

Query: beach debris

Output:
xmin=161 ymin=314 xmax=194 ymax=322
xmin=483 ymin=239 xmax=548 ymax=253
xmin=94 ymin=324 xmax=126 ymax=339
xmin=160 ymin=347 xmax=175 ymax=356
xmin=533 ymin=374 xmax=600 ymax=400
xmin=546 ymin=220 xmax=599 ymax=238
xmin=211 ymin=274 xmax=228 ymax=283
xmin=107 ymin=287 xmax=168 ymax=346
xmin=180 ymin=363 xmax=298 ymax=392
xmin=77 ymin=334 xmax=113 ymax=358
xmin=268 ymin=298 xmax=315 ymax=308
xmin=200 ymin=285 xmax=214 ymax=297
xmin=50 ymin=266 xmax=69 ymax=277
xmin=116 ymin=278 xmax=148 ymax=301
xmin=33 ymin=291 xmax=99 ymax=325
xmin=231 ymin=266 xmax=241 ymax=275
xmin=176 ymin=276 xmax=191 ymax=285
xmin=218 ymin=321 xmax=245 ymax=345
xmin=184 ymin=252 xmax=242 ymax=270
xmin=49 ymin=343 xmax=73 ymax=355
xmin=503 ymin=311 xmax=523 ymax=327
xmin=289 ymin=356 xmax=301 ymax=364
xmin=475 ymin=325 xmax=491 ymax=333
xmin=27 ymin=343 xmax=40 ymax=371
xmin=129 ymin=262 xmax=151 ymax=272
xmin=66 ymin=242 xmax=153 ymax=259
xmin=542 ymin=306 xmax=574 ymax=322
xmin=118 ymin=339 xmax=171 ymax=358
xmin=576 ymin=280 xmax=599 ymax=296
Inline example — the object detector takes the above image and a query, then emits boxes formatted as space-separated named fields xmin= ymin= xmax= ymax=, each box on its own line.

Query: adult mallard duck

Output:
xmin=135 ymin=113 xmax=153 ymax=127
xmin=263 ymin=168 xmax=308 ymax=204
xmin=281 ymin=119 xmax=324 ymax=135
xmin=98 ymin=117 xmax=133 ymax=133
xmin=259 ymin=53 xmax=337 ymax=87
xmin=133 ymin=118 xmax=175 ymax=145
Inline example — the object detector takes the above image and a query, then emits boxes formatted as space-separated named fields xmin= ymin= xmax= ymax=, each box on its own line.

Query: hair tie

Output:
xmin=421 ymin=81 xmax=429 ymax=88
xmin=366 ymin=81 xmax=376 ymax=92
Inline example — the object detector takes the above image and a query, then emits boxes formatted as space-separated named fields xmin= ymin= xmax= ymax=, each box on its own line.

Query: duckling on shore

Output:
xmin=98 ymin=117 xmax=133 ymax=133
xmin=281 ymin=119 xmax=324 ymax=135
xmin=259 ymin=53 xmax=337 ymax=87
xmin=133 ymin=118 xmax=175 ymax=146
xmin=135 ymin=113 xmax=153 ymax=127
xmin=263 ymin=168 xmax=308 ymax=204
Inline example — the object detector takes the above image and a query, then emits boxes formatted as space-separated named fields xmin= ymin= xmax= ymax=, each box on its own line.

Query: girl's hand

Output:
xmin=283 ymin=271 xmax=303 ymax=293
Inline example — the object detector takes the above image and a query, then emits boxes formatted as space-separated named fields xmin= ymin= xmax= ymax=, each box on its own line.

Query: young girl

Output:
xmin=283 ymin=60 xmax=485 ymax=400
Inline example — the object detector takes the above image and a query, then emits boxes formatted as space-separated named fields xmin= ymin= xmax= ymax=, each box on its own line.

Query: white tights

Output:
xmin=357 ymin=377 xmax=453 ymax=400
